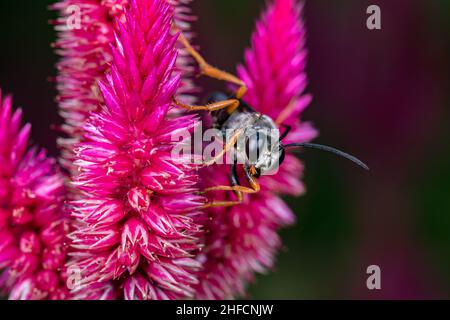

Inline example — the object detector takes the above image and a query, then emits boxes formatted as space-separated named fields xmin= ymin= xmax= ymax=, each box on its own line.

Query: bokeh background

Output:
xmin=1 ymin=0 xmax=449 ymax=299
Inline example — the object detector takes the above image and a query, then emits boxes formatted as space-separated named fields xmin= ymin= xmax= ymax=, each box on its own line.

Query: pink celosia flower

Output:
xmin=0 ymin=90 xmax=69 ymax=300
xmin=195 ymin=0 xmax=318 ymax=299
xmin=53 ymin=0 xmax=197 ymax=173
xmin=68 ymin=0 xmax=204 ymax=300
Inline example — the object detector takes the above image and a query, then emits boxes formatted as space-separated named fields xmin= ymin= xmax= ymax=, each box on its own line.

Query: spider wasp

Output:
xmin=173 ymin=33 xmax=369 ymax=209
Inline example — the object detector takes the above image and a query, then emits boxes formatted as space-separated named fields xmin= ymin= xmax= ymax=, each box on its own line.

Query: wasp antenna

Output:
xmin=284 ymin=143 xmax=370 ymax=171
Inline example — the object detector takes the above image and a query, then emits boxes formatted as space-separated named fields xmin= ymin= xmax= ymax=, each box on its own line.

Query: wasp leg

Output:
xmin=203 ymin=129 xmax=243 ymax=167
xmin=174 ymin=98 xmax=240 ymax=112
xmin=280 ymin=125 xmax=292 ymax=141
xmin=200 ymin=166 xmax=261 ymax=209
xmin=199 ymin=164 xmax=243 ymax=209
xmin=178 ymin=32 xmax=247 ymax=100
xmin=275 ymin=99 xmax=297 ymax=125
xmin=201 ymin=166 xmax=261 ymax=195
xmin=230 ymin=162 xmax=241 ymax=196
xmin=202 ymin=184 xmax=259 ymax=194
xmin=200 ymin=200 xmax=242 ymax=209
xmin=244 ymin=165 xmax=261 ymax=193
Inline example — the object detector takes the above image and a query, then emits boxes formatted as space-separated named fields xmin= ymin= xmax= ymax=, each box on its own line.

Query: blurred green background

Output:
xmin=1 ymin=0 xmax=449 ymax=299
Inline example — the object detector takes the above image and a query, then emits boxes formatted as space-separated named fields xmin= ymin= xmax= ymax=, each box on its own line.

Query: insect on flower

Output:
xmin=172 ymin=30 xmax=370 ymax=209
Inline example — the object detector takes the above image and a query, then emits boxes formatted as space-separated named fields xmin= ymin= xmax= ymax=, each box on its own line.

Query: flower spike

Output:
xmin=0 ymin=90 xmax=69 ymax=300
xmin=68 ymin=0 xmax=204 ymax=300
xmin=195 ymin=0 xmax=318 ymax=299
xmin=53 ymin=0 xmax=199 ymax=173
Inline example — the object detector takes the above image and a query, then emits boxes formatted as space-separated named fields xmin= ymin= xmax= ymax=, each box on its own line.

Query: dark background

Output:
xmin=1 ymin=0 xmax=449 ymax=299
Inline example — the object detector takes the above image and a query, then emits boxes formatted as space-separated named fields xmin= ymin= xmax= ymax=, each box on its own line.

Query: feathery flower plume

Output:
xmin=53 ymin=0 xmax=198 ymax=172
xmin=68 ymin=0 xmax=204 ymax=300
xmin=0 ymin=90 xmax=69 ymax=300
xmin=195 ymin=0 xmax=318 ymax=299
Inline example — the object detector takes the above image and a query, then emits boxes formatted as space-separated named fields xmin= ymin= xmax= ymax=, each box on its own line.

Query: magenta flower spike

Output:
xmin=195 ymin=0 xmax=318 ymax=299
xmin=53 ymin=0 xmax=198 ymax=173
xmin=68 ymin=0 xmax=204 ymax=300
xmin=0 ymin=91 xmax=69 ymax=300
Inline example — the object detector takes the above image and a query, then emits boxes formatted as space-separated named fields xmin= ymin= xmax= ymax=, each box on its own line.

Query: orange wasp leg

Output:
xmin=178 ymin=32 xmax=248 ymax=100
xmin=200 ymin=165 xmax=261 ymax=209
xmin=275 ymin=99 xmax=297 ymax=126
xmin=173 ymin=98 xmax=240 ymax=112
xmin=202 ymin=129 xmax=243 ymax=167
